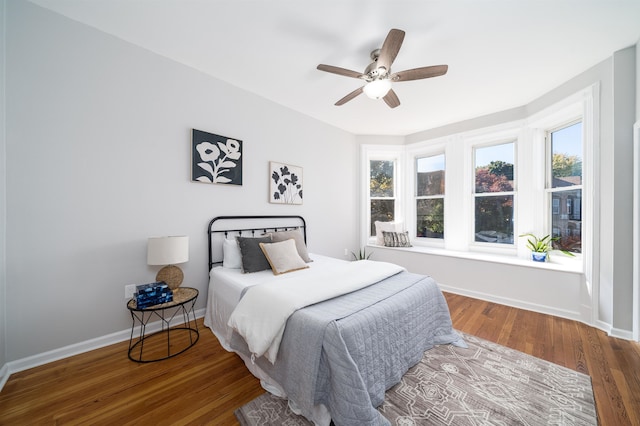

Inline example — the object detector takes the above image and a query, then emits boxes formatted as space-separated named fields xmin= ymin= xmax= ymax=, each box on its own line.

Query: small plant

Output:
xmin=520 ymin=233 xmax=555 ymax=253
xmin=519 ymin=233 xmax=575 ymax=260
xmin=351 ymin=247 xmax=373 ymax=261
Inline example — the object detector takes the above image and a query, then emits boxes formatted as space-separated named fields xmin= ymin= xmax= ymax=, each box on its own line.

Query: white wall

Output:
xmin=636 ymin=40 xmax=640 ymax=340
xmin=4 ymin=1 xmax=358 ymax=362
xmin=374 ymin=248 xmax=585 ymax=321
xmin=1 ymin=0 xmax=8 ymax=371
xmin=637 ymin=41 xmax=640 ymax=122
xmin=611 ymin=47 xmax=636 ymax=333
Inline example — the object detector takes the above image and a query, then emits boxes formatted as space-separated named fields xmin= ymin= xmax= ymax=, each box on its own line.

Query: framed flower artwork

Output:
xmin=269 ymin=162 xmax=303 ymax=205
xmin=192 ymin=129 xmax=243 ymax=185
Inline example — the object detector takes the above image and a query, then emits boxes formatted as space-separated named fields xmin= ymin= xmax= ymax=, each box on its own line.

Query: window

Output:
xmin=548 ymin=121 xmax=582 ymax=253
xmin=369 ymin=160 xmax=395 ymax=236
xmin=473 ymin=142 xmax=515 ymax=244
xmin=415 ymin=154 xmax=445 ymax=239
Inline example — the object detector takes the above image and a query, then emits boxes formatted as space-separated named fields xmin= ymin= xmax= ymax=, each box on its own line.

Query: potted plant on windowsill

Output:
xmin=519 ymin=233 xmax=575 ymax=262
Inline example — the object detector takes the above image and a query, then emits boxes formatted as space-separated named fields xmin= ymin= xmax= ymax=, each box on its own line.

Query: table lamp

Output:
xmin=147 ymin=236 xmax=189 ymax=291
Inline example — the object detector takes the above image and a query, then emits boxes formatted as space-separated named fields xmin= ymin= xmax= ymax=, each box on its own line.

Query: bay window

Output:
xmin=362 ymin=85 xmax=594 ymax=270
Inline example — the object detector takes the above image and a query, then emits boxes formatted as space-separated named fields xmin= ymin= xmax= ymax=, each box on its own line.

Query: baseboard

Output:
xmin=439 ymin=284 xmax=584 ymax=324
xmin=610 ymin=326 xmax=633 ymax=341
xmin=594 ymin=319 xmax=612 ymax=335
xmin=0 ymin=363 xmax=9 ymax=392
xmin=1 ymin=308 xmax=205 ymax=392
xmin=440 ymin=284 xmax=627 ymax=338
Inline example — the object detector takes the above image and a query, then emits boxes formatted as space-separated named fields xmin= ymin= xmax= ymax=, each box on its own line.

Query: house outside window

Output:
xmin=369 ymin=159 xmax=395 ymax=236
xmin=415 ymin=154 xmax=445 ymax=239
xmin=548 ymin=121 xmax=582 ymax=253
xmin=473 ymin=142 xmax=515 ymax=245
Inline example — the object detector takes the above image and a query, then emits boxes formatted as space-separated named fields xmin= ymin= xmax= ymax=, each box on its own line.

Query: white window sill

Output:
xmin=368 ymin=244 xmax=583 ymax=274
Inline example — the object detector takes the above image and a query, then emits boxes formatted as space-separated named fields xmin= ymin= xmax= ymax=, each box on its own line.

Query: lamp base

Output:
xmin=156 ymin=265 xmax=184 ymax=291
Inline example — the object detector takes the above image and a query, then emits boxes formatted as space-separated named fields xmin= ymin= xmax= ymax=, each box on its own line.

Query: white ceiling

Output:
xmin=28 ymin=0 xmax=640 ymax=136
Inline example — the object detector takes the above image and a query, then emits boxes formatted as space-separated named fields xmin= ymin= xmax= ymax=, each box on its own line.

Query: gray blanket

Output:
xmin=231 ymin=270 xmax=465 ymax=426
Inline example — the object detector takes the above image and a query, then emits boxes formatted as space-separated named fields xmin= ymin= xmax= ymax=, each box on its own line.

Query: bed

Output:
xmin=203 ymin=215 xmax=465 ymax=426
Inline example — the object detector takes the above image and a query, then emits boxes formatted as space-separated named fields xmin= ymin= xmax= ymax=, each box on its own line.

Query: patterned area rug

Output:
xmin=235 ymin=332 xmax=597 ymax=425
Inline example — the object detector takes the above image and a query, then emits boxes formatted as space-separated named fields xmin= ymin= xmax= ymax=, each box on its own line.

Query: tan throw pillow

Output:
xmin=259 ymin=239 xmax=310 ymax=275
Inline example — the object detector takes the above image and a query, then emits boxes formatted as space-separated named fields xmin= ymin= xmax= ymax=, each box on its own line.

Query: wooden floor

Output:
xmin=1 ymin=292 xmax=639 ymax=425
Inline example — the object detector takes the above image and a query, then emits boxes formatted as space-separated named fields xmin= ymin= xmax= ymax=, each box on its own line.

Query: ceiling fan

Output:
xmin=317 ymin=29 xmax=448 ymax=108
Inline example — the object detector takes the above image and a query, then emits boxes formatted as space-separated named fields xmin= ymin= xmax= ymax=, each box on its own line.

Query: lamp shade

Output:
xmin=147 ymin=236 xmax=189 ymax=265
xmin=363 ymin=79 xmax=392 ymax=99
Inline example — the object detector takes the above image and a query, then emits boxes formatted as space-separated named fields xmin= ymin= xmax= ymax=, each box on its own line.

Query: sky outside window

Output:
xmin=552 ymin=122 xmax=582 ymax=158
xmin=417 ymin=154 xmax=445 ymax=172
xmin=475 ymin=142 xmax=514 ymax=167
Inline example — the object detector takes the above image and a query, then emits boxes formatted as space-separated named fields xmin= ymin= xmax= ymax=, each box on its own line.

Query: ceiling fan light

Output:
xmin=363 ymin=79 xmax=391 ymax=99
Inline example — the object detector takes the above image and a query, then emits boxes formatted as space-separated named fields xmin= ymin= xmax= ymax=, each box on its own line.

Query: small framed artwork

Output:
xmin=192 ymin=129 xmax=243 ymax=185
xmin=269 ymin=161 xmax=303 ymax=205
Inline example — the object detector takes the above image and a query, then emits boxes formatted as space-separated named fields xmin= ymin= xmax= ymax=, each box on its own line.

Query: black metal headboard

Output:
xmin=207 ymin=215 xmax=307 ymax=270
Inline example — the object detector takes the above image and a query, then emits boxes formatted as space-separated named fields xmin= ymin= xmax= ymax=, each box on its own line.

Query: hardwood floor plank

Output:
xmin=495 ymin=303 xmax=517 ymax=346
xmin=569 ymin=317 xmax=590 ymax=375
xmin=1 ymin=293 xmax=639 ymax=425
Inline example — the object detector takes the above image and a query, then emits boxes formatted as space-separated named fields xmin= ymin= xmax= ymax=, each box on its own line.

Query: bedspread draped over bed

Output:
xmin=228 ymin=260 xmax=405 ymax=363
xmin=229 ymin=270 xmax=466 ymax=426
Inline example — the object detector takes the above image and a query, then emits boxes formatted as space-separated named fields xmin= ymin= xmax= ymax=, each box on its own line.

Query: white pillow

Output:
xmin=222 ymin=238 xmax=242 ymax=268
xmin=259 ymin=239 xmax=309 ymax=275
xmin=374 ymin=221 xmax=404 ymax=245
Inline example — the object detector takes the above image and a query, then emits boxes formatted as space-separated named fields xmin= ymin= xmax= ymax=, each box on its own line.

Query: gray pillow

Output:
xmin=264 ymin=229 xmax=313 ymax=263
xmin=382 ymin=231 xmax=412 ymax=247
xmin=236 ymin=236 xmax=272 ymax=273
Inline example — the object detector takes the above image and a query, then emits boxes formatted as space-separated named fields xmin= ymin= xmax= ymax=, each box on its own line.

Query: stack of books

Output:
xmin=135 ymin=282 xmax=173 ymax=308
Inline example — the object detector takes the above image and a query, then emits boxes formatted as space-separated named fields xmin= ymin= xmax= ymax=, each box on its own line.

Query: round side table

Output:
xmin=126 ymin=287 xmax=199 ymax=362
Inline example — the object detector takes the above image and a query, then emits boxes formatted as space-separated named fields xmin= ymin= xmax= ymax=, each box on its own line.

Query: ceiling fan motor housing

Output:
xmin=365 ymin=49 xmax=389 ymax=80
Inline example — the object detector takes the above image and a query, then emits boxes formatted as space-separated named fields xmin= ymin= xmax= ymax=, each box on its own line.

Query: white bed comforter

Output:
xmin=227 ymin=260 xmax=405 ymax=363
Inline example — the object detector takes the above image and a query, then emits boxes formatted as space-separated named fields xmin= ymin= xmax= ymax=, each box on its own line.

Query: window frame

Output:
xmin=462 ymin=124 xmax=522 ymax=256
xmin=471 ymin=139 xmax=517 ymax=248
xmin=545 ymin=119 xmax=583 ymax=254
xmin=406 ymin=140 xmax=448 ymax=248
xmin=368 ymin=159 xmax=397 ymax=236
xmin=414 ymin=152 xmax=446 ymax=241
xmin=526 ymin=91 xmax=593 ymax=270
xmin=362 ymin=146 xmax=404 ymax=244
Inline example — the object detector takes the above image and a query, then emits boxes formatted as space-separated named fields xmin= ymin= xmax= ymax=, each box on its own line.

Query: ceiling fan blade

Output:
xmin=317 ymin=64 xmax=365 ymax=79
xmin=377 ymin=29 xmax=405 ymax=72
xmin=391 ymin=65 xmax=448 ymax=82
xmin=383 ymin=89 xmax=400 ymax=108
xmin=335 ymin=86 xmax=364 ymax=106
